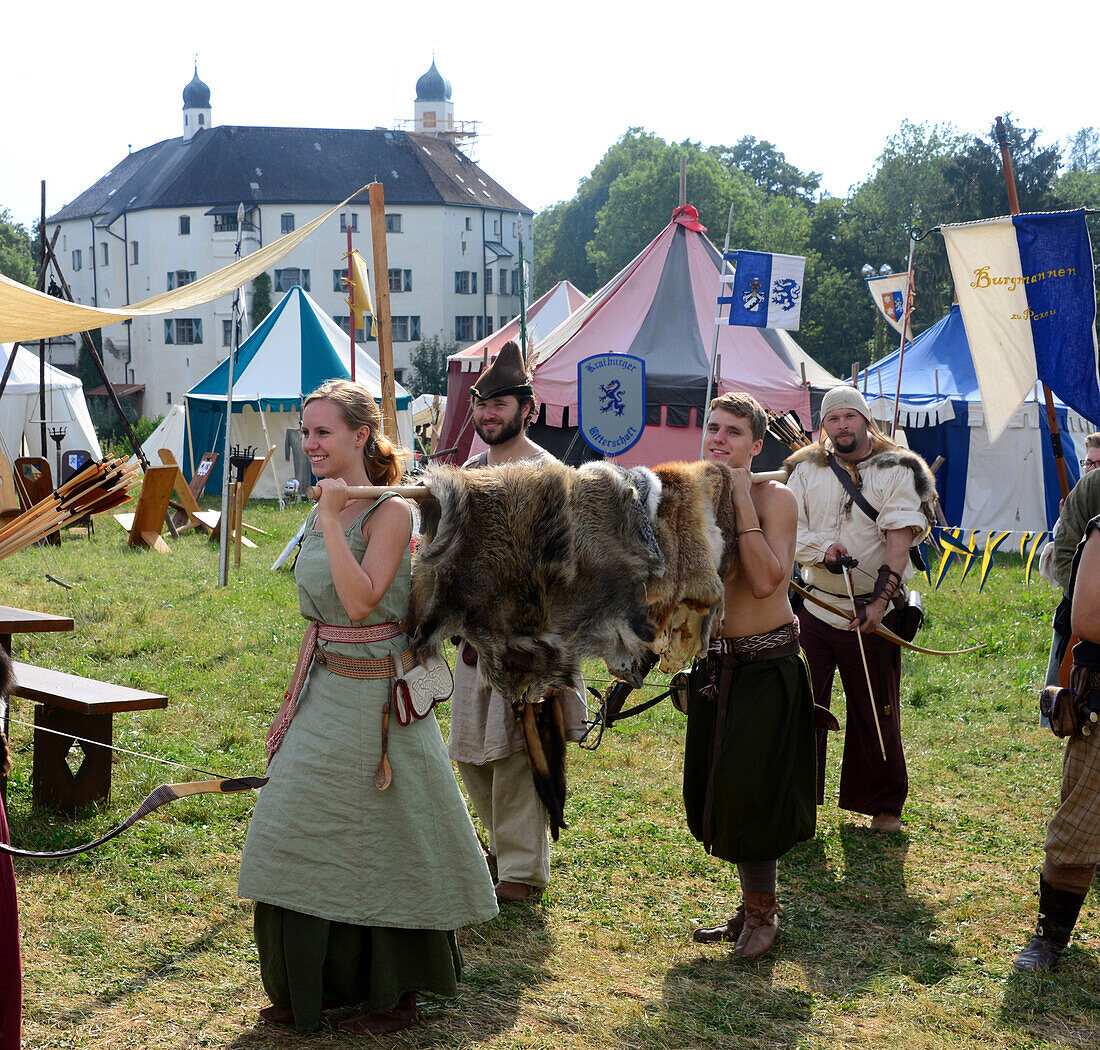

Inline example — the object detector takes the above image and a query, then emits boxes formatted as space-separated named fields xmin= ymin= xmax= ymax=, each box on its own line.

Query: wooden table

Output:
xmin=0 ymin=605 xmax=75 ymax=656
xmin=0 ymin=605 xmax=75 ymax=801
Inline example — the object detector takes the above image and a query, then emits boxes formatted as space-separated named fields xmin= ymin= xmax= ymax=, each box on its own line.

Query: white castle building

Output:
xmin=46 ymin=61 xmax=533 ymax=416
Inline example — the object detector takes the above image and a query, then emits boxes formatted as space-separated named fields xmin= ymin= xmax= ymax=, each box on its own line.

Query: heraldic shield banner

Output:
xmin=577 ymin=353 xmax=647 ymax=456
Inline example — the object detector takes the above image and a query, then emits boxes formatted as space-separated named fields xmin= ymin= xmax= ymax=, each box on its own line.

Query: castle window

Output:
xmin=340 ymin=213 xmax=358 ymax=233
xmin=164 ymin=318 xmax=202 ymax=344
xmin=392 ymin=316 xmax=421 ymax=342
xmin=389 ymin=269 xmax=412 ymax=293
xmin=385 ymin=214 xmax=402 ymax=234
xmin=454 ymin=316 xmax=474 ymax=341
xmin=72 ymin=250 xmax=82 ymax=272
xmin=130 ymin=242 xmax=139 ymax=265
xmin=281 ymin=213 xmax=295 ymax=234
xmin=274 ymin=268 xmax=310 ymax=293
xmin=167 ymin=270 xmax=196 ymax=291
xmin=179 ymin=216 xmax=190 ymax=235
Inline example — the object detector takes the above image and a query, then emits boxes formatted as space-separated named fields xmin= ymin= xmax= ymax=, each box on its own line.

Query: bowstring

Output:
xmin=3 ymin=714 xmax=233 ymax=780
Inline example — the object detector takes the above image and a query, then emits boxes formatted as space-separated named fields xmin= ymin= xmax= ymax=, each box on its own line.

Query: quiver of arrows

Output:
xmin=0 ymin=457 xmax=141 ymax=560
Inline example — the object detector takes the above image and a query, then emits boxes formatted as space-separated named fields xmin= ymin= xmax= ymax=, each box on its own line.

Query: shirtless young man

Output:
xmin=685 ymin=392 xmax=817 ymax=959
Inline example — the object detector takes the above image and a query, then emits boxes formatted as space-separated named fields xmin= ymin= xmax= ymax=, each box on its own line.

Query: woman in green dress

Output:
xmin=238 ymin=379 xmax=498 ymax=1036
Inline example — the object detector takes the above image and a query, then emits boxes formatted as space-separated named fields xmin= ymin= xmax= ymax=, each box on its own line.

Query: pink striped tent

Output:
xmin=526 ymin=207 xmax=820 ymax=466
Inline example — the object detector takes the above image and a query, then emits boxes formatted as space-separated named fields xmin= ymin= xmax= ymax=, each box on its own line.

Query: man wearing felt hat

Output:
xmin=784 ymin=385 xmax=937 ymax=834
xmin=447 ymin=341 xmax=587 ymax=902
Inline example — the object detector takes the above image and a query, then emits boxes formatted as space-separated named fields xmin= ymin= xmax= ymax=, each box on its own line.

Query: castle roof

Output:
xmin=47 ymin=126 xmax=530 ymax=226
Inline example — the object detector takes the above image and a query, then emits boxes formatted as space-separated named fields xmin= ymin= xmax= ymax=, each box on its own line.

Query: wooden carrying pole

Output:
xmin=368 ymin=184 xmax=399 ymax=441
xmin=995 ymin=116 xmax=1071 ymax=498
xmin=304 ymin=471 xmax=790 ymax=503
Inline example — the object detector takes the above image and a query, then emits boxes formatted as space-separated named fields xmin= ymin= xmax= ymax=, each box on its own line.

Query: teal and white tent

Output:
xmin=186 ymin=286 xmax=413 ymax=498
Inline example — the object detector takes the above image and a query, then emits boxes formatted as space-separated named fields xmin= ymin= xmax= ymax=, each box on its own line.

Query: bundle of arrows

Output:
xmin=0 ymin=456 xmax=142 ymax=560
xmin=766 ymin=411 xmax=812 ymax=451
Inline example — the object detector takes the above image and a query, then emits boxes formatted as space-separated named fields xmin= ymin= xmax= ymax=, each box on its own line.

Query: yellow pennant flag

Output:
xmin=978 ymin=531 xmax=1010 ymax=592
xmin=958 ymin=530 xmax=981 ymax=582
xmin=344 ymin=249 xmax=377 ymax=338
xmin=934 ymin=543 xmax=956 ymax=590
xmin=938 ymin=527 xmax=971 ymax=557
xmin=1025 ymin=531 xmax=1047 ymax=588
xmin=1018 ymin=531 xmax=1034 ymax=559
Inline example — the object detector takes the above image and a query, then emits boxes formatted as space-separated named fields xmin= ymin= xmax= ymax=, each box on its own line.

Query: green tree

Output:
xmin=1063 ymin=126 xmax=1100 ymax=172
xmin=0 ymin=209 xmax=36 ymax=286
xmin=532 ymin=128 xmax=672 ymax=295
xmin=250 ymin=271 xmax=272 ymax=329
xmin=406 ymin=335 xmax=455 ymax=396
xmin=587 ymin=143 xmax=761 ymax=284
xmin=711 ymin=136 xmax=821 ymax=203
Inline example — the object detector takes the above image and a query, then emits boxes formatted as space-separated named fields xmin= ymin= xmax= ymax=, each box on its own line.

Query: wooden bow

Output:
xmin=0 ymin=776 xmax=268 ymax=860
xmin=790 ymin=581 xmax=984 ymax=657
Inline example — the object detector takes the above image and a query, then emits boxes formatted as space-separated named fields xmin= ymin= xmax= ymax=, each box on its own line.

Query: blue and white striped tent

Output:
xmin=186 ymin=285 xmax=412 ymax=498
xmin=860 ymin=304 xmax=1093 ymax=534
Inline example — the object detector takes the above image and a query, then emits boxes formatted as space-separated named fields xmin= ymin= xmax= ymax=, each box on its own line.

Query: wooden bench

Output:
xmin=9 ymin=660 xmax=168 ymax=813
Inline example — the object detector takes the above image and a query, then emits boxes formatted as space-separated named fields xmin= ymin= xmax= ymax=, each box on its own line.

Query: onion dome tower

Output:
xmin=182 ymin=65 xmax=212 ymax=141
xmin=414 ymin=58 xmax=454 ymax=134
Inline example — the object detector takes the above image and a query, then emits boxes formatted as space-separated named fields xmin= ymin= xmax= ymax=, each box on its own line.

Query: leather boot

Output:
xmin=693 ymin=904 xmax=746 ymax=943
xmin=1012 ymin=877 xmax=1086 ymax=973
xmin=734 ymin=891 xmax=779 ymax=959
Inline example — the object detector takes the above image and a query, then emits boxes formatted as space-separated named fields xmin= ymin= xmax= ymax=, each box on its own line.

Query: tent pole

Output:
xmin=701 ymin=199 xmax=737 ymax=459
xmin=890 ymin=234 xmax=917 ymax=438
xmin=368 ymin=184 xmax=399 ymax=442
xmin=517 ymin=215 xmax=529 ymax=364
xmin=995 ymin=115 xmax=1071 ymax=498
xmin=185 ymin=399 xmax=195 ymax=476
xmin=346 ymin=224 xmax=356 ymax=382
xmin=39 ymin=182 xmax=48 ymax=459
xmin=218 ymin=203 xmax=246 ymax=587
xmin=258 ymin=404 xmax=283 ymax=509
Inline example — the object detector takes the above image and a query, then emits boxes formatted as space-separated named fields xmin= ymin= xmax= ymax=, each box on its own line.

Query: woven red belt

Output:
xmin=266 ymin=620 xmax=404 ymax=760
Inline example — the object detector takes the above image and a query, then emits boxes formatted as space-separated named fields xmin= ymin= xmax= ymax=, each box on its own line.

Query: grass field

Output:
xmin=3 ymin=501 xmax=1098 ymax=1049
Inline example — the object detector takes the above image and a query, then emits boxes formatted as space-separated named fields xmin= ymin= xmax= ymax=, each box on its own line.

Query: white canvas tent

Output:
xmin=127 ymin=403 xmax=187 ymax=469
xmin=0 ymin=343 xmax=102 ymax=469
xmin=185 ymin=287 xmax=414 ymax=499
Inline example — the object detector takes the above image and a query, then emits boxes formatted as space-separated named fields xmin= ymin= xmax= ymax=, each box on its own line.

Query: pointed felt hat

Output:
xmin=470 ymin=340 xmax=533 ymax=400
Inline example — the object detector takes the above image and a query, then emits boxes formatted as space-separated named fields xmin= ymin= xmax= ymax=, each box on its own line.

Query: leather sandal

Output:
xmin=495 ymin=880 xmax=541 ymax=902
xmin=734 ymin=891 xmax=779 ymax=960
xmin=693 ymin=904 xmax=746 ymax=943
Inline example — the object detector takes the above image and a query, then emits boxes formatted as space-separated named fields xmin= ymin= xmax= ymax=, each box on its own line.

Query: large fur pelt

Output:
xmin=412 ymin=458 xmax=664 ymax=705
xmin=783 ymin=439 xmax=938 ymax=528
xmin=411 ymin=457 xmax=741 ymax=698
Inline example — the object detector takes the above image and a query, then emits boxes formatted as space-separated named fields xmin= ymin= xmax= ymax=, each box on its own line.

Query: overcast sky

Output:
xmin=5 ymin=1 xmax=1095 ymax=234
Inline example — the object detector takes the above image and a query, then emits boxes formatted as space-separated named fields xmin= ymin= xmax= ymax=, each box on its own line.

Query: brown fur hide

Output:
xmin=645 ymin=461 xmax=739 ymax=672
xmin=411 ymin=459 xmax=664 ymax=705
xmin=411 ymin=457 xmax=742 ymax=697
